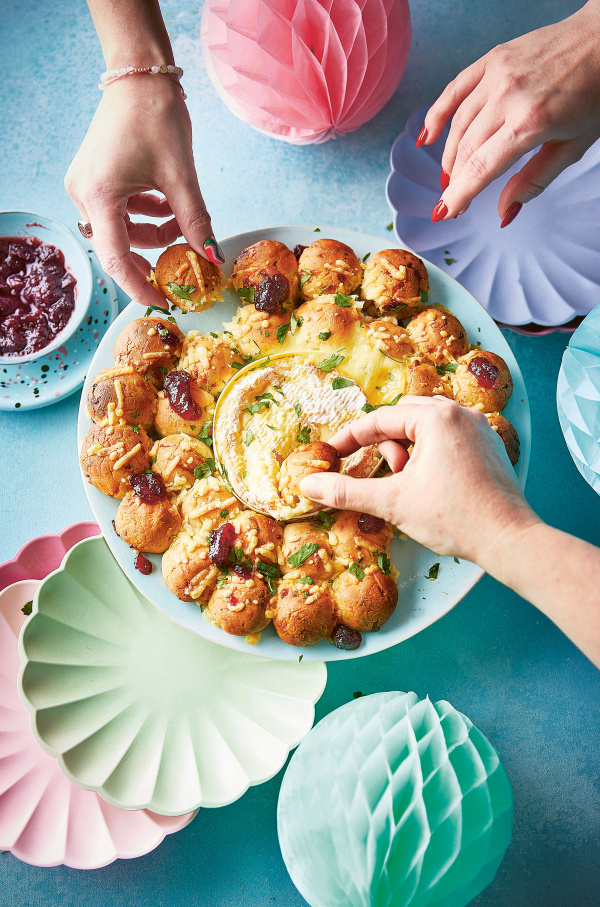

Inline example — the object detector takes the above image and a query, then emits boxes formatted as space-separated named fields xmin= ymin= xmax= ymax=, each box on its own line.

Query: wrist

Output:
xmin=475 ymin=503 xmax=544 ymax=582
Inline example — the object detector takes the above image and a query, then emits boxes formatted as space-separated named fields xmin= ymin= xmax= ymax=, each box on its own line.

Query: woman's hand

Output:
xmin=299 ymin=397 xmax=538 ymax=566
xmin=65 ymin=76 xmax=217 ymax=308
xmin=421 ymin=1 xmax=600 ymax=225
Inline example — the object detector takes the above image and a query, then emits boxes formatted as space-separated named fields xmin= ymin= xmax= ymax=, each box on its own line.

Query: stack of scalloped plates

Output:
xmin=387 ymin=104 xmax=600 ymax=334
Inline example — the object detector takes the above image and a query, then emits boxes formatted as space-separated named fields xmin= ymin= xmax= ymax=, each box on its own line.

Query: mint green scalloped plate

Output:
xmin=18 ymin=537 xmax=327 ymax=816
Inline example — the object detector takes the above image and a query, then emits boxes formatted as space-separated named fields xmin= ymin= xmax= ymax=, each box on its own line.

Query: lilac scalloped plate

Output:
xmin=0 ymin=522 xmax=101 ymax=592
xmin=387 ymin=104 xmax=600 ymax=333
xmin=0 ymin=581 xmax=196 ymax=869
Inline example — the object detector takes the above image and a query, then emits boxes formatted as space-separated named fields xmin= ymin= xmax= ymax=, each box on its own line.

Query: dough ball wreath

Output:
xmin=80 ymin=238 xmax=519 ymax=651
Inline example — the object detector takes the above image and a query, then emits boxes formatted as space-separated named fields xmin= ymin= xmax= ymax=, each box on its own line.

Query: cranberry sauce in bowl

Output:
xmin=0 ymin=213 xmax=93 ymax=364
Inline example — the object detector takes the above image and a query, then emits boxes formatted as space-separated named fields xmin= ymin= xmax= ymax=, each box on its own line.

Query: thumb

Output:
xmin=498 ymin=138 xmax=590 ymax=219
xmin=165 ymin=175 xmax=225 ymax=266
xmin=299 ymin=472 xmax=397 ymax=520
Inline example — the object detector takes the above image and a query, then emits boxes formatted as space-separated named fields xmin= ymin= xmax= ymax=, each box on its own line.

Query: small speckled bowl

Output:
xmin=0 ymin=211 xmax=93 ymax=365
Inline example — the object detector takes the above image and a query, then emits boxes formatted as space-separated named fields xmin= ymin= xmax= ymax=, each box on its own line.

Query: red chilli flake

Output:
xmin=467 ymin=356 xmax=499 ymax=389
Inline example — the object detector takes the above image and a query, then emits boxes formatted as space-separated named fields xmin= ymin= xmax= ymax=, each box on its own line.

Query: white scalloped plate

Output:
xmin=77 ymin=226 xmax=530 ymax=661
xmin=0 ymin=579 xmax=195 ymax=868
xmin=387 ymin=104 xmax=600 ymax=328
xmin=18 ymin=537 xmax=327 ymax=815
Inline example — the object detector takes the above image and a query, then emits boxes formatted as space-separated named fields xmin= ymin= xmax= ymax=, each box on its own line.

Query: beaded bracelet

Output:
xmin=99 ymin=64 xmax=186 ymax=99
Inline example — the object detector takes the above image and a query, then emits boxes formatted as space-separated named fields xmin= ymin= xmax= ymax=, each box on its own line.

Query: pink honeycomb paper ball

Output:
xmin=201 ymin=0 xmax=412 ymax=144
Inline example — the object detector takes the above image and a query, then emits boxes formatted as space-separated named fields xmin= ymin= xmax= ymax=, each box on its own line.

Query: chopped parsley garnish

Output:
xmin=267 ymin=424 xmax=276 ymax=431
xmin=288 ymin=543 xmax=319 ymax=568
xmin=378 ymin=553 xmax=391 ymax=575
xmin=21 ymin=600 xmax=33 ymax=616
xmin=331 ymin=376 xmax=354 ymax=391
xmin=159 ymin=367 xmax=168 ymax=376
xmin=361 ymin=393 xmax=402 ymax=414
xmin=349 ymin=562 xmax=365 ymax=581
xmin=257 ymin=561 xmax=282 ymax=594
xmin=220 ymin=464 xmax=233 ymax=493
xmin=426 ymin=563 xmax=440 ymax=581
xmin=312 ymin=511 xmax=334 ymax=531
xmin=210 ymin=332 xmax=219 ymax=338
xmin=194 ymin=458 xmax=216 ymax=480
xmin=130 ymin=425 xmax=140 ymax=434
xmin=334 ymin=292 xmax=353 ymax=307
xmin=197 ymin=422 xmax=213 ymax=446
xmin=244 ymin=429 xmax=253 ymax=446
xmin=216 ymin=578 xmax=228 ymax=588
xmin=290 ymin=312 xmax=300 ymax=335
xmin=231 ymin=361 xmax=245 ymax=370
xmin=314 ymin=227 xmax=321 ymax=232
xmin=294 ymin=403 xmax=301 ymax=417
xmin=167 ymin=282 xmax=196 ymax=301
xmin=237 ymin=286 xmax=255 ymax=304
xmin=445 ymin=257 xmax=456 ymax=265
xmin=299 ymin=270 xmax=312 ymax=288
xmin=454 ymin=557 xmax=460 ymax=564
xmin=386 ymin=222 xmax=393 ymax=231
xmin=277 ymin=321 xmax=291 ymax=344
xmin=317 ymin=351 xmax=345 ymax=372
xmin=131 ymin=409 xmax=138 ymax=419
xmin=318 ymin=331 xmax=331 ymax=341
xmin=419 ymin=289 xmax=429 ymax=304
xmin=362 ymin=252 xmax=370 ymax=263
xmin=220 ymin=509 xmax=229 ymax=519
xmin=296 ymin=426 xmax=311 ymax=444
xmin=435 ymin=362 xmax=457 ymax=375
xmin=242 ymin=469 xmax=247 ymax=479
xmin=297 ymin=576 xmax=313 ymax=585
xmin=243 ymin=399 xmax=271 ymax=415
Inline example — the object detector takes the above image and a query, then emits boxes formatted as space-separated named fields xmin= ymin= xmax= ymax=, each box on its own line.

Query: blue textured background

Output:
xmin=1 ymin=1 xmax=599 ymax=905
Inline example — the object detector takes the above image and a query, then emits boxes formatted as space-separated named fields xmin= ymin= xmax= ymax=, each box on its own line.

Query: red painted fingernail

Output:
xmin=500 ymin=202 xmax=522 ymax=229
xmin=416 ymin=126 xmax=428 ymax=148
xmin=440 ymin=169 xmax=450 ymax=191
xmin=431 ymin=200 xmax=448 ymax=223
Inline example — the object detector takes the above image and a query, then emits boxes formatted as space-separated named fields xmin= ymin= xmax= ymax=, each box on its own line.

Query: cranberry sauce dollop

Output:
xmin=357 ymin=514 xmax=386 ymax=534
xmin=154 ymin=321 xmax=181 ymax=349
xmin=293 ymin=244 xmax=307 ymax=260
xmin=163 ymin=370 xmax=202 ymax=420
xmin=332 ymin=624 xmax=362 ymax=650
xmin=209 ymin=522 xmax=237 ymax=565
xmin=129 ymin=472 xmax=167 ymax=504
xmin=135 ymin=553 xmax=153 ymax=574
xmin=0 ymin=236 xmax=76 ymax=356
xmin=254 ymin=273 xmax=289 ymax=314
xmin=232 ymin=562 xmax=252 ymax=581
xmin=467 ymin=356 xmax=499 ymax=389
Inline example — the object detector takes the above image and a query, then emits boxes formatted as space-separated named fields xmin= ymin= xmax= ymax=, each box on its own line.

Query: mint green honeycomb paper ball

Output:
xmin=277 ymin=691 xmax=513 ymax=907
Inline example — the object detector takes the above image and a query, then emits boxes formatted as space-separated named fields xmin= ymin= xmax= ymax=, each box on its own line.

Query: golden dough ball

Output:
xmin=154 ymin=371 xmax=215 ymax=438
xmin=162 ymin=530 xmax=217 ymax=602
xmin=231 ymin=240 xmax=299 ymax=311
xmin=330 ymin=510 xmax=393 ymax=568
xmin=223 ymin=304 xmax=292 ymax=358
xmin=332 ymin=568 xmax=398 ymax=632
xmin=282 ymin=522 xmax=334 ymax=582
xmin=294 ymin=296 xmax=361 ymax=348
xmin=404 ymin=360 xmax=453 ymax=398
xmin=297 ymin=239 xmax=362 ymax=300
xmin=80 ymin=423 xmax=151 ymax=498
xmin=485 ymin=412 xmax=520 ymax=466
xmin=231 ymin=511 xmax=283 ymax=565
xmin=365 ymin=317 xmax=413 ymax=359
xmin=154 ymin=242 xmax=224 ymax=313
xmin=179 ymin=330 xmax=245 ymax=395
xmin=86 ymin=366 xmax=156 ymax=429
xmin=279 ymin=442 xmax=341 ymax=503
xmin=406 ymin=308 xmax=468 ymax=363
xmin=206 ymin=574 xmax=270 ymax=636
xmin=113 ymin=317 xmax=183 ymax=375
xmin=451 ymin=350 xmax=513 ymax=412
xmin=115 ymin=487 xmax=181 ymax=553
xmin=272 ymin=578 xmax=336 ymax=646
xmin=181 ymin=475 xmax=241 ymax=531
xmin=151 ymin=434 xmax=213 ymax=493
xmin=361 ymin=249 xmax=429 ymax=315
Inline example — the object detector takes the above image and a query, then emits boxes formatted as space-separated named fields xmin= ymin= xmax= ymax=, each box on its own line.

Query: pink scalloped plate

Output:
xmin=386 ymin=104 xmax=600 ymax=334
xmin=0 ymin=580 xmax=196 ymax=869
xmin=0 ymin=522 xmax=101 ymax=592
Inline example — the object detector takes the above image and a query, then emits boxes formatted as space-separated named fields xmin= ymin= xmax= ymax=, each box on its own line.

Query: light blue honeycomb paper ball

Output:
xmin=278 ymin=691 xmax=513 ymax=907
xmin=557 ymin=302 xmax=600 ymax=496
